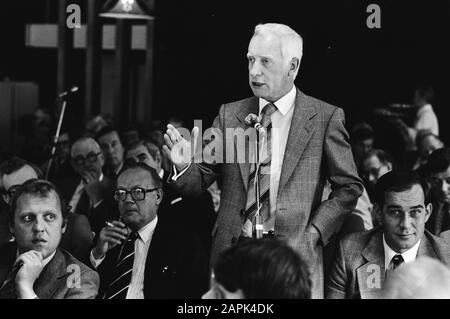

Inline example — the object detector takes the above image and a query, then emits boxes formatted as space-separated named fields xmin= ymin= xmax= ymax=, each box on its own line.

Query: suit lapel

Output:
xmin=0 ymin=243 xmax=17 ymax=286
xmin=34 ymin=249 xmax=68 ymax=298
xmin=417 ymin=233 xmax=438 ymax=259
xmin=277 ymin=89 xmax=317 ymax=196
xmin=234 ymin=97 xmax=259 ymax=190
xmin=357 ymin=230 xmax=386 ymax=299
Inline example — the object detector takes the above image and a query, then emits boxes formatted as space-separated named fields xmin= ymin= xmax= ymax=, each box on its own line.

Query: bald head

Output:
xmin=382 ymin=256 xmax=450 ymax=299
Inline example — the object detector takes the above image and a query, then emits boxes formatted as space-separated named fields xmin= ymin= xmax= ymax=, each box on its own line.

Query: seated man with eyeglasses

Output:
xmin=89 ymin=162 xmax=209 ymax=299
xmin=54 ymin=137 xmax=118 ymax=237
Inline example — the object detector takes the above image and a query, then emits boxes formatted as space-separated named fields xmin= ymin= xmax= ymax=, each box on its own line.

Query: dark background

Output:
xmin=0 ymin=0 xmax=449 ymax=141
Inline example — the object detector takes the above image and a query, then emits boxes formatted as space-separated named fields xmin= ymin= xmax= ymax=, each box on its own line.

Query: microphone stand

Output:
xmin=253 ymin=129 xmax=264 ymax=239
xmin=45 ymin=96 xmax=68 ymax=180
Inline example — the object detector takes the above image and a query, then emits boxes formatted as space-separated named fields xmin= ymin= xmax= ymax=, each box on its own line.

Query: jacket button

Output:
xmin=240 ymin=209 xmax=245 ymax=216
xmin=231 ymin=237 xmax=237 ymax=244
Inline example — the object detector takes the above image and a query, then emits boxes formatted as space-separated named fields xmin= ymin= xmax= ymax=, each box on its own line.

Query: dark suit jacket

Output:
xmin=55 ymin=176 xmax=118 ymax=236
xmin=326 ymin=228 xmax=450 ymax=299
xmin=171 ymin=88 xmax=363 ymax=297
xmin=60 ymin=213 xmax=94 ymax=265
xmin=96 ymin=217 xmax=209 ymax=299
xmin=159 ymin=170 xmax=216 ymax=257
xmin=0 ymin=243 xmax=99 ymax=299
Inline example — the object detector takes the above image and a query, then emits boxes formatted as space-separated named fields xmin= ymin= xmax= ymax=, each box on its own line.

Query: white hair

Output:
xmin=253 ymin=23 xmax=303 ymax=65
xmin=71 ymin=137 xmax=101 ymax=157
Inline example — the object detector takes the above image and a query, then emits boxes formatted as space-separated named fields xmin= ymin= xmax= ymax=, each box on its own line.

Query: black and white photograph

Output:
xmin=0 ymin=0 xmax=450 ymax=306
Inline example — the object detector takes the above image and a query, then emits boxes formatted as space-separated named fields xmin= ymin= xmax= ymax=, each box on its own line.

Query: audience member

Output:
xmin=125 ymin=141 xmax=216 ymax=256
xmin=350 ymin=122 xmax=375 ymax=174
xmin=90 ymin=162 xmax=209 ymax=299
xmin=412 ymin=130 xmax=444 ymax=169
xmin=202 ymin=238 xmax=311 ymax=299
xmin=326 ymin=171 xmax=450 ymax=299
xmin=55 ymin=137 xmax=117 ymax=236
xmin=0 ymin=179 xmax=99 ymax=299
xmin=96 ymin=126 xmax=125 ymax=180
xmin=420 ymin=148 xmax=450 ymax=235
xmin=0 ymin=157 xmax=93 ymax=263
xmin=382 ymin=256 xmax=450 ymax=299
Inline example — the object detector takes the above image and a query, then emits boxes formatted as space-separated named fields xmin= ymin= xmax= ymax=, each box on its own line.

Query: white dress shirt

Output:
xmin=383 ymin=234 xmax=421 ymax=271
xmin=90 ymin=216 xmax=158 ymax=299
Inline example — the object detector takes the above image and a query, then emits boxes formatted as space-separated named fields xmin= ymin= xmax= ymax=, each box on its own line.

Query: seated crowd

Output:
xmin=0 ymin=106 xmax=449 ymax=299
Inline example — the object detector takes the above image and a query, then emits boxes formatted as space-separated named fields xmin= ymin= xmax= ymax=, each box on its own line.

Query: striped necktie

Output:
xmin=243 ymin=103 xmax=277 ymax=231
xmin=103 ymin=231 xmax=139 ymax=299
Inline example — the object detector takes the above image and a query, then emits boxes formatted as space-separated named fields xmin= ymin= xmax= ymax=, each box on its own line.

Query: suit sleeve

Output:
xmin=169 ymin=105 xmax=225 ymax=196
xmin=311 ymin=107 xmax=363 ymax=245
xmin=65 ymin=269 xmax=100 ymax=299
xmin=325 ymin=238 xmax=348 ymax=299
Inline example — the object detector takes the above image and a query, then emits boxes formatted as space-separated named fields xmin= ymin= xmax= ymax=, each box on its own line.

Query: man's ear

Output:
xmin=288 ymin=57 xmax=300 ymax=77
xmin=155 ymin=188 xmax=163 ymax=206
xmin=424 ymin=202 xmax=433 ymax=223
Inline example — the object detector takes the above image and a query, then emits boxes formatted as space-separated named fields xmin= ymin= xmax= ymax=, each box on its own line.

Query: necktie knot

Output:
xmin=260 ymin=103 xmax=277 ymax=127
xmin=391 ymin=254 xmax=404 ymax=270
xmin=127 ymin=231 xmax=139 ymax=242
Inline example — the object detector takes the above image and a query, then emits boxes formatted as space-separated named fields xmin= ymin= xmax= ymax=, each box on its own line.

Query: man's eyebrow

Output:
xmin=386 ymin=204 xmax=424 ymax=209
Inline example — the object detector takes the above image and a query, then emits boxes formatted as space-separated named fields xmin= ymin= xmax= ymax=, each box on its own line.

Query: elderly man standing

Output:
xmin=0 ymin=179 xmax=98 ymax=299
xmin=326 ymin=171 xmax=450 ymax=299
xmin=164 ymin=23 xmax=363 ymax=298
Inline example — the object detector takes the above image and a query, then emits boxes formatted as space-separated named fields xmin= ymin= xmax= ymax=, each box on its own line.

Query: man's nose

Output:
xmin=249 ymin=61 xmax=261 ymax=77
xmin=32 ymin=217 xmax=45 ymax=232
xmin=400 ymin=214 xmax=412 ymax=229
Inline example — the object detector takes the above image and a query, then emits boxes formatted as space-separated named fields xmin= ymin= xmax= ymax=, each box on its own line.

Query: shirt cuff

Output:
xmin=171 ymin=163 xmax=191 ymax=182
xmin=90 ymin=249 xmax=105 ymax=269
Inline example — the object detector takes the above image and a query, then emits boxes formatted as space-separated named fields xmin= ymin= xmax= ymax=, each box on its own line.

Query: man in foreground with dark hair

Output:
xmin=326 ymin=171 xmax=450 ymax=299
xmin=0 ymin=179 xmax=99 ymax=299
xmin=202 ymin=238 xmax=311 ymax=299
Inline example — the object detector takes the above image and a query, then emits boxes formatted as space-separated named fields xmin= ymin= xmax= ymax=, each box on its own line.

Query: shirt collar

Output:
xmin=258 ymin=85 xmax=296 ymax=116
xmin=383 ymin=233 xmax=421 ymax=269
xmin=158 ymin=169 xmax=164 ymax=179
xmin=136 ymin=216 xmax=158 ymax=244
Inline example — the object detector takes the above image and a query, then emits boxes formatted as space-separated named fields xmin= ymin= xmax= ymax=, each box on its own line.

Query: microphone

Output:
xmin=244 ymin=113 xmax=266 ymax=136
xmin=58 ymin=86 xmax=79 ymax=98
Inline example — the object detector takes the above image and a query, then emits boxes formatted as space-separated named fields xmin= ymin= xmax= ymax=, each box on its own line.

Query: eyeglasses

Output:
xmin=71 ymin=152 xmax=102 ymax=166
xmin=113 ymin=187 xmax=160 ymax=202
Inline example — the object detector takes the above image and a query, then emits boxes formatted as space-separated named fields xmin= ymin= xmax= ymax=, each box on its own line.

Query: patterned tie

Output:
xmin=390 ymin=254 xmax=404 ymax=270
xmin=244 ymin=103 xmax=277 ymax=231
xmin=103 ymin=231 xmax=138 ymax=299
